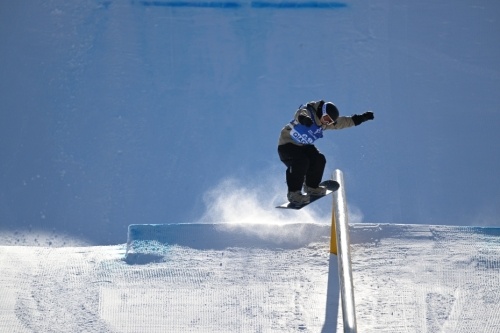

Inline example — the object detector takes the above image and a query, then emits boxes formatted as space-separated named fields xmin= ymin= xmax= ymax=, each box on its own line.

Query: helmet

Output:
xmin=322 ymin=102 xmax=339 ymax=123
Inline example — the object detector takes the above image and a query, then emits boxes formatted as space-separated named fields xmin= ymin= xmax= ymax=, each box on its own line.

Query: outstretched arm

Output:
xmin=325 ymin=111 xmax=375 ymax=130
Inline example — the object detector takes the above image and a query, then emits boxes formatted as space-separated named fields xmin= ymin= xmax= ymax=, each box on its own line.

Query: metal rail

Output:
xmin=332 ymin=169 xmax=357 ymax=333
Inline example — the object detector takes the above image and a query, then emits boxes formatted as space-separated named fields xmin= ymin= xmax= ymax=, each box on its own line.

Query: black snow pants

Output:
xmin=277 ymin=143 xmax=326 ymax=192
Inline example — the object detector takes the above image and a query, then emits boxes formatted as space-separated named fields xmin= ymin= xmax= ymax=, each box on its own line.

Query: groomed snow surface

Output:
xmin=1 ymin=223 xmax=500 ymax=332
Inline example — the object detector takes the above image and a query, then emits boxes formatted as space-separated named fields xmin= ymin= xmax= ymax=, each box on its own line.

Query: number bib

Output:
xmin=287 ymin=105 xmax=325 ymax=144
xmin=290 ymin=122 xmax=323 ymax=144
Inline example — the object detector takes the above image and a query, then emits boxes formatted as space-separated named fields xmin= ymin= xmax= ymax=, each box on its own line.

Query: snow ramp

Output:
xmin=122 ymin=222 xmax=341 ymax=332
xmin=123 ymin=222 xmax=500 ymax=332
xmin=1 ymin=223 xmax=500 ymax=332
xmin=126 ymin=222 xmax=332 ymax=256
xmin=1 ymin=223 xmax=341 ymax=333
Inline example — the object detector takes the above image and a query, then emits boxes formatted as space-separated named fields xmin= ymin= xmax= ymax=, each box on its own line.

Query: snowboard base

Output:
xmin=276 ymin=180 xmax=340 ymax=210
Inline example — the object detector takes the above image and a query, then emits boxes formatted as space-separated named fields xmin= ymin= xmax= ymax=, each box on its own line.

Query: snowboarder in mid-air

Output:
xmin=277 ymin=100 xmax=374 ymax=206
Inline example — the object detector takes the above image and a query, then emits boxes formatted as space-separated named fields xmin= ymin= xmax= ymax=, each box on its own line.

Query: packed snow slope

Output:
xmin=1 ymin=222 xmax=499 ymax=333
xmin=1 ymin=1 xmax=500 ymax=245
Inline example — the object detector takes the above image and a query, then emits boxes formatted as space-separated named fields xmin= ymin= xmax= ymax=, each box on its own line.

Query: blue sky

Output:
xmin=1 ymin=0 xmax=499 ymax=244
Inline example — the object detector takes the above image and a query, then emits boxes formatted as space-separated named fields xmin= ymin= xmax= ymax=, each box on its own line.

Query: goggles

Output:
xmin=321 ymin=103 xmax=337 ymax=125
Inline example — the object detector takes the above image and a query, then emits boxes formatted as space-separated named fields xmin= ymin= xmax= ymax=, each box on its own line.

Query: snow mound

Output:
xmin=2 ymin=223 xmax=500 ymax=332
xmin=126 ymin=223 xmax=331 ymax=264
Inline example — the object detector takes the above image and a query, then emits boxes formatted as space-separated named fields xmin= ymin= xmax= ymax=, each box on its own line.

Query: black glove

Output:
xmin=352 ymin=111 xmax=374 ymax=126
xmin=363 ymin=111 xmax=375 ymax=120
xmin=298 ymin=114 xmax=313 ymax=127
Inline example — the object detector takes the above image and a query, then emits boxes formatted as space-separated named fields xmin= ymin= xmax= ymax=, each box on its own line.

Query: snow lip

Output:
xmin=125 ymin=222 xmax=331 ymax=264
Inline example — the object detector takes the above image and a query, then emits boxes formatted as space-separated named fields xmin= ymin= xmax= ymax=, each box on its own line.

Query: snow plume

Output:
xmin=198 ymin=176 xmax=330 ymax=225
xmin=348 ymin=204 xmax=365 ymax=224
xmin=197 ymin=175 xmax=332 ymax=246
xmin=196 ymin=170 xmax=366 ymax=245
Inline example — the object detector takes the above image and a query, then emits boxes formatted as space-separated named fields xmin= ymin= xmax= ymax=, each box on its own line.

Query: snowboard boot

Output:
xmin=303 ymin=185 xmax=327 ymax=196
xmin=287 ymin=191 xmax=310 ymax=206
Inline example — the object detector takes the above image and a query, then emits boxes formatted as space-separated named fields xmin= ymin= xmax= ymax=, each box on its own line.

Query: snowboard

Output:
xmin=276 ymin=180 xmax=340 ymax=210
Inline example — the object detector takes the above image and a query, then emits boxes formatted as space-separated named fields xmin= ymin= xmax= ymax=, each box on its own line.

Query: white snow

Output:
xmin=348 ymin=224 xmax=500 ymax=332
xmin=1 ymin=223 xmax=500 ymax=332
xmin=1 ymin=223 xmax=338 ymax=333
